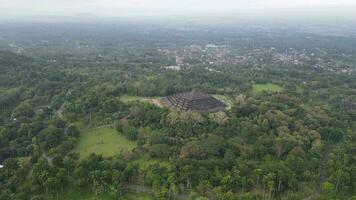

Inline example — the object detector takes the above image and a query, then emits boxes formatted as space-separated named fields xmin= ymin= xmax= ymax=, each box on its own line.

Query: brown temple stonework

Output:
xmin=163 ymin=91 xmax=226 ymax=113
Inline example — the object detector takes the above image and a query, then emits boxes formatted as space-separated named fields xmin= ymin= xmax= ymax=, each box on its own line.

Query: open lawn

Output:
xmin=74 ymin=127 xmax=136 ymax=159
xmin=252 ymin=83 xmax=284 ymax=94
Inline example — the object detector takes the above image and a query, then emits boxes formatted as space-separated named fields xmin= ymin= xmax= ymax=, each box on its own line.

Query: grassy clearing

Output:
xmin=252 ymin=83 xmax=284 ymax=95
xmin=120 ymin=95 xmax=164 ymax=107
xmin=120 ymin=95 xmax=146 ymax=103
xmin=74 ymin=127 xmax=136 ymax=159
xmin=296 ymin=86 xmax=304 ymax=93
xmin=0 ymin=87 xmax=19 ymax=94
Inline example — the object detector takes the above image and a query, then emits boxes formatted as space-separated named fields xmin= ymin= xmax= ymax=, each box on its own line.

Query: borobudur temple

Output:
xmin=163 ymin=91 xmax=226 ymax=112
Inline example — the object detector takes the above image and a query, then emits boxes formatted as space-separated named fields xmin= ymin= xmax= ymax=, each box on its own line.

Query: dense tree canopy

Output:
xmin=0 ymin=25 xmax=355 ymax=200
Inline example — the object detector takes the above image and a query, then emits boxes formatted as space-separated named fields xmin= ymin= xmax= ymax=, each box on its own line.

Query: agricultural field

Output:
xmin=252 ymin=83 xmax=284 ymax=94
xmin=73 ymin=127 xmax=137 ymax=159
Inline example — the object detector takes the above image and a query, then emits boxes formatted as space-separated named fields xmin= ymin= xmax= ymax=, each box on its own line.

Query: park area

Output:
xmin=73 ymin=127 xmax=136 ymax=159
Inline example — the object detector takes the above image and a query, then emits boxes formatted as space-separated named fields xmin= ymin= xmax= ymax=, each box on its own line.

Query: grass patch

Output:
xmin=120 ymin=95 xmax=164 ymax=107
xmin=0 ymin=87 xmax=20 ymax=95
xmin=120 ymin=95 xmax=146 ymax=103
xmin=252 ymin=83 xmax=284 ymax=95
xmin=74 ymin=127 xmax=136 ymax=159
xmin=296 ymin=86 xmax=304 ymax=93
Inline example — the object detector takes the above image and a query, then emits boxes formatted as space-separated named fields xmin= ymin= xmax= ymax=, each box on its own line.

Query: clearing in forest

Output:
xmin=74 ymin=127 xmax=136 ymax=159
xmin=252 ymin=83 xmax=284 ymax=94
xmin=120 ymin=95 xmax=164 ymax=107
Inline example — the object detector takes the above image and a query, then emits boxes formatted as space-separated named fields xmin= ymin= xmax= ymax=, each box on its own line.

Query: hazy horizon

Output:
xmin=1 ymin=0 xmax=356 ymax=23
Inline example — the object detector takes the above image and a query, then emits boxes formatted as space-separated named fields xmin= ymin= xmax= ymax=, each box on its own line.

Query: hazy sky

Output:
xmin=1 ymin=0 xmax=356 ymax=21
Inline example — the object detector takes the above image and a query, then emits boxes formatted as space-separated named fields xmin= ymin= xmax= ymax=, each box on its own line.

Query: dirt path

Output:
xmin=40 ymin=146 xmax=53 ymax=166
xmin=37 ymin=104 xmax=66 ymax=165
xmin=55 ymin=104 xmax=65 ymax=121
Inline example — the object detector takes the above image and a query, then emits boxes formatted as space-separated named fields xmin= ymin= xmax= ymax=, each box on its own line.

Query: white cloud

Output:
xmin=0 ymin=0 xmax=356 ymax=19
xmin=251 ymin=0 xmax=356 ymax=9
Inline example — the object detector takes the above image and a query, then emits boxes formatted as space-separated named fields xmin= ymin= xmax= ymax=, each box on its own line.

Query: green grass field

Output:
xmin=74 ymin=127 xmax=136 ymax=159
xmin=252 ymin=83 xmax=284 ymax=95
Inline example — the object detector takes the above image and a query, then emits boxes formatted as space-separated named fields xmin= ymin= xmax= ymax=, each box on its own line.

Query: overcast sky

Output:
xmin=1 ymin=0 xmax=356 ymax=21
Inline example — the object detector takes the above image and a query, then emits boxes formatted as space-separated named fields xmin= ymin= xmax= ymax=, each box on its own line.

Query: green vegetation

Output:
xmin=132 ymin=155 xmax=173 ymax=170
xmin=120 ymin=95 xmax=146 ymax=103
xmin=126 ymin=193 xmax=154 ymax=200
xmin=252 ymin=83 xmax=284 ymax=94
xmin=47 ymin=187 xmax=151 ymax=200
xmin=74 ymin=127 xmax=136 ymax=159
xmin=213 ymin=94 xmax=234 ymax=110
xmin=47 ymin=189 xmax=113 ymax=200
xmin=1 ymin=27 xmax=356 ymax=200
